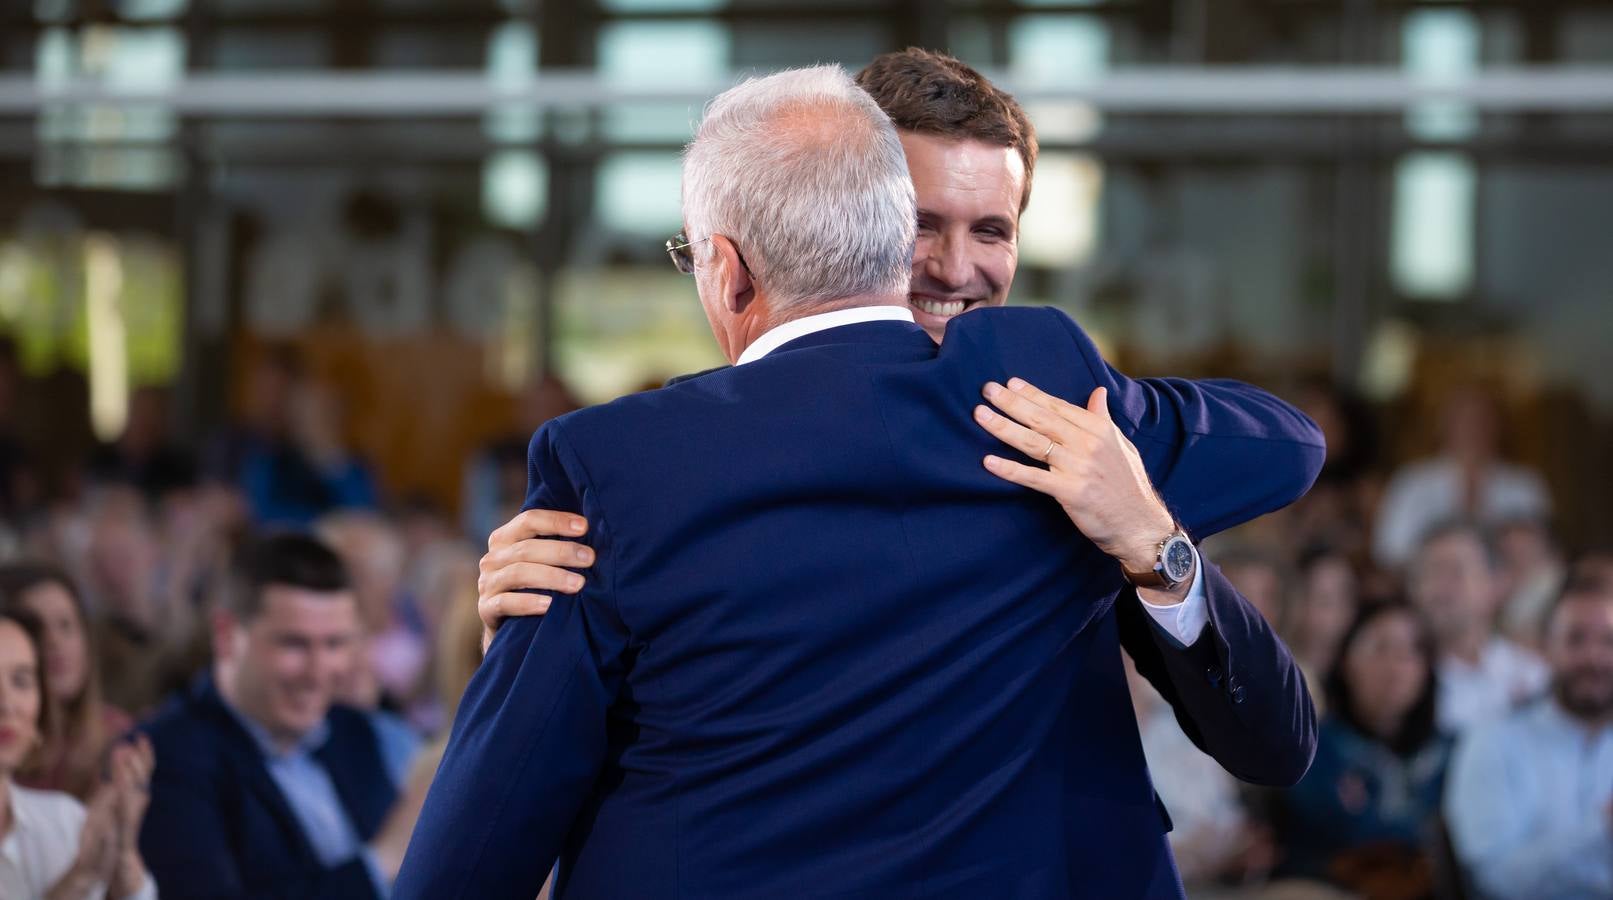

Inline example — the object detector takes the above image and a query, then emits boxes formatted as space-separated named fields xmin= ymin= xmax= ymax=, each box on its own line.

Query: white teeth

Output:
xmin=914 ymin=298 xmax=966 ymax=318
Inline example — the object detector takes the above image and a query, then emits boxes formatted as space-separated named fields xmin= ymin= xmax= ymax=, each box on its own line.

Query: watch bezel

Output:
xmin=1160 ymin=533 xmax=1195 ymax=586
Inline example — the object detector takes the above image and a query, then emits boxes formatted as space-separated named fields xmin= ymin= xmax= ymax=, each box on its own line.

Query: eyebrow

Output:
xmin=916 ymin=208 xmax=1018 ymax=229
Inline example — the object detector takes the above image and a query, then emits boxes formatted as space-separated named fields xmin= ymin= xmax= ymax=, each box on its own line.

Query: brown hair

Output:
xmin=0 ymin=563 xmax=103 ymax=793
xmin=856 ymin=47 xmax=1038 ymax=212
xmin=224 ymin=531 xmax=351 ymax=622
xmin=0 ymin=604 xmax=59 ymax=773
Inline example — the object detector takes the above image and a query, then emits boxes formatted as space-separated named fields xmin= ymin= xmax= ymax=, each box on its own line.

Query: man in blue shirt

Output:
xmin=139 ymin=533 xmax=422 ymax=900
xmin=1445 ymin=574 xmax=1613 ymax=899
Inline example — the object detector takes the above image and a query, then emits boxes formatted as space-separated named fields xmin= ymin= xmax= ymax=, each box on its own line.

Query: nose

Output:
xmin=921 ymin=230 xmax=973 ymax=291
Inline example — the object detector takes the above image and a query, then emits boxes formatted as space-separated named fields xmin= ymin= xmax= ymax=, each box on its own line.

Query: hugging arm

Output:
xmin=396 ymin=422 xmax=632 ymax=900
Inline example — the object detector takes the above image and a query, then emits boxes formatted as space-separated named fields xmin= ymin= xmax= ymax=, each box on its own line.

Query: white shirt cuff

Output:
xmin=1137 ymin=547 xmax=1209 ymax=647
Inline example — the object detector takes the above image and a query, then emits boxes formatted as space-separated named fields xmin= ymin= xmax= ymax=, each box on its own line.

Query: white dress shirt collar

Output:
xmin=736 ymin=305 xmax=916 ymax=366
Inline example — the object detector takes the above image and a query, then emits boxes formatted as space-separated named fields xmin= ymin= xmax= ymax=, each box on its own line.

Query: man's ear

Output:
xmin=709 ymin=233 xmax=754 ymax=315
xmin=211 ymin=609 xmax=242 ymax=663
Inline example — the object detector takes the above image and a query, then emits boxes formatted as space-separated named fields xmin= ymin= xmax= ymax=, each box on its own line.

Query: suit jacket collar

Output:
xmin=766 ymin=318 xmax=936 ymax=361
xmin=738 ymin=306 xmax=923 ymax=364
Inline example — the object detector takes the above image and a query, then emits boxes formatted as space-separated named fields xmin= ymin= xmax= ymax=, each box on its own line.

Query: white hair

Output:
xmin=681 ymin=65 xmax=916 ymax=311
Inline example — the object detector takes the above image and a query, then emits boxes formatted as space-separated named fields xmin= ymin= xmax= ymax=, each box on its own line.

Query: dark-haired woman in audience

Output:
xmin=1269 ymin=602 xmax=1452 ymax=900
xmin=0 ymin=564 xmax=133 ymax=801
xmin=0 ymin=606 xmax=155 ymax=899
xmin=1283 ymin=547 xmax=1361 ymax=714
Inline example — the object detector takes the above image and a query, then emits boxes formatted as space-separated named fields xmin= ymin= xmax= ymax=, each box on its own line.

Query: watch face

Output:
xmin=1163 ymin=536 xmax=1195 ymax=583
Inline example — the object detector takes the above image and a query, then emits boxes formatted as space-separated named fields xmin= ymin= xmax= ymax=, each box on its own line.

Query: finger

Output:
xmin=122 ymin=746 xmax=150 ymax=786
xmin=982 ymin=454 xmax=1065 ymax=497
xmin=488 ymin=509 xmax=587 ymax=551
xmin=973 ymin=404 xmax=1081 ymax=466
xmin=478 ymin=562 xmax=585 ymax=598
xmin=482 ymin=537 xmax=594 ymax=573
xmin=1005 ymin=377 xmax=1108 ymax=434
xmin=982 ymin=382 xmax=1081 ymax=446
xmin=1084 ymin=386 xmax=1112 ymax=422
xmin=478 ymin=591 xmax=553 ymax=630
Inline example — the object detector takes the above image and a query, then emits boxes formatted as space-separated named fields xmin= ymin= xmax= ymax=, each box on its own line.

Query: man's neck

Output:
xmin=1446 ymin=628 xmax=1490 ymax=666
xmin=730 ymin=292 xmax=909 ymax=363
xmin=214 ymin=666 xmax=311 ymax=757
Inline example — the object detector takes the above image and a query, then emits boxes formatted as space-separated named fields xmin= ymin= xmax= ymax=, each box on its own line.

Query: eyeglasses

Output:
xmin=665 ymin=232 xmax=710 ymax=275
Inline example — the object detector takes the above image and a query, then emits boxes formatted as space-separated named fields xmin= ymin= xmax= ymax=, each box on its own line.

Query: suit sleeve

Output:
xmin=1046 ymin=310 xmax=1321 ymax=787
xmin=138 ymin=743 xmax=381 ymax=900
xmin=394 ymin=420 xmax=633 ymax=900
xmin=1048 ymin=309 xmax=1326 ymax=538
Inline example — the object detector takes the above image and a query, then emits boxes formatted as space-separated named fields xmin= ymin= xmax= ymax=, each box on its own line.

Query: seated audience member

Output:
xmin=1492 ymin=517 xmax=1565 ymax=650
xmin=1127 ymin=659 xmax=1268 ymax=890
xmin=1209 ymin=543 xmax=1289 ymax=622
xmin=1408 ymin=521 xmax=1547 ymax=732
xmin=317 ymin=512 xmax=428 ymax=714
xmin=461 ymin=374 xmax=580 ymax=545
xmin=400 ymin=540 xmax=481 ymax=736
xmin=81 ymin=486 xmax=195 ymax=715
xmin=1285 ymin=547 xmax=1361 ymax=712
xmin=1271 ymin=603 xmax=1451 ymax=899
xmin=1372 ymin=384 xmax=1549 ymax=569
xmin=1570 ymin=548 xmax=1613 ymax=592
xmin=240 ymin=377 xmax=379 ymax=528
xmin=138 ymin=533 xmax=420 ymax=900
xmin=0 ymin=563 xmax=132 ymax=801
xmin=0 ymin=606 xmax=155 ymax=900
xmin=1444 ymin=577 xmax=1613 ymax=899
xmin=1288 ymin=380 xmax=1379 ymax=561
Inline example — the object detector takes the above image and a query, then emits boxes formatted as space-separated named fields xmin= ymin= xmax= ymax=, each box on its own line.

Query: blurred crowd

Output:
xmin=0 ymin=329 xmax=1609 ymax=900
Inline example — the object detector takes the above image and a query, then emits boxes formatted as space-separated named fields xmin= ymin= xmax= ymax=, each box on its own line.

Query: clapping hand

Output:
xmin=48 ymin=789 xmax=119 ymax=900
xmin=106 ymin=735 xmax=154 ymax=899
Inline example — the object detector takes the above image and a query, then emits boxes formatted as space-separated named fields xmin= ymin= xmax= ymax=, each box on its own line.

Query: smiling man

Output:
xmin=138 ymin=534 xmax=422 ymax=900
xmin=854 ymin=48 xmax=1031 ymax=338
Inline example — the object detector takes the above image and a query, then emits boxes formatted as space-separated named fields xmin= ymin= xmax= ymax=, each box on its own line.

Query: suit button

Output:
xmin=1205 ymin=666 xmax=1223 ymax=687
xmin=1229 ymin=681 xmax=1246 ymax=704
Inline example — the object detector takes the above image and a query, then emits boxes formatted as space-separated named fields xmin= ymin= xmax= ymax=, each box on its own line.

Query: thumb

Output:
xmin=1086 ymin=386 xmax=1110 ymax=420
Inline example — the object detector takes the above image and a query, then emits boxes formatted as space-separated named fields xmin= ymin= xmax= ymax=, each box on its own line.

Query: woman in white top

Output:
xmin=0 ymin=607 xmax=156 ymax=900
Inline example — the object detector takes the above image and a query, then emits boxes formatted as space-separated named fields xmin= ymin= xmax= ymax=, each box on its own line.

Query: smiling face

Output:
xmin=0 ymin=619 xmax=43 ymax=775
xmin=215 ymin=585 xmax=360 ymax=748
xmin=901 ymin=131 xmax=1023 ymax=341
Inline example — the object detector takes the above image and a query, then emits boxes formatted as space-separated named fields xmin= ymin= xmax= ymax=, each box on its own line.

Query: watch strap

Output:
xmin=1122 ymin=564 xmax=1171 ymax=589
xmin=1122 ymin=529 xmax=1189 ymax=590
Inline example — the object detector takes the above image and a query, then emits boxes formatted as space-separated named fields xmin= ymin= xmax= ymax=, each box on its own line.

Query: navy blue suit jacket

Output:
xmin=398 ymin=307 xmax=1324 ymax=899
xmin=138 ymin=677 xmax=399 ymax=900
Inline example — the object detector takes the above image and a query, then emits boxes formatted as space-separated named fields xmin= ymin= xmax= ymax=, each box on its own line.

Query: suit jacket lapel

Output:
xmin=194 ymin=679 xmax=323 ymax=864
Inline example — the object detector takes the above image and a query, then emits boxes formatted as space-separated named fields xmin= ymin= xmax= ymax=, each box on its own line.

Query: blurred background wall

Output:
xmin=0 ymin=0 xmax=1609 ymax=546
